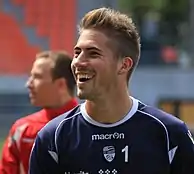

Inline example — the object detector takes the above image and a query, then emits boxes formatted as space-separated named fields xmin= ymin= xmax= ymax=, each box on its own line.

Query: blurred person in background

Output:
xmin=0 ymin=50 xmax=78 ymax=174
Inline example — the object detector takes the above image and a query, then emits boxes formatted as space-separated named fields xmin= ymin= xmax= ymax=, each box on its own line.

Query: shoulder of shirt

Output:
xmin=37 ymin=105 xmax=81 ymax=138
xmin=137 ymin=100 xmax=188 ymax=133
xmin=10 ymin=109 xmax=45 ymax=129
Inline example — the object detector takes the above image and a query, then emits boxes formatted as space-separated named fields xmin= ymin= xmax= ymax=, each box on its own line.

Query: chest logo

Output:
xmin=103 ymin=146 xmax=115 ymax=162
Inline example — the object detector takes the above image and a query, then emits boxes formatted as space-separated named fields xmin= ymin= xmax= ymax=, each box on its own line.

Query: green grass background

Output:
xmin=0 ymin=139 xmax=4 ymax=158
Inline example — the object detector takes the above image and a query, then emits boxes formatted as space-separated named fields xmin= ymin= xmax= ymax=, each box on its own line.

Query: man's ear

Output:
xmin=55 ymin=78 xmax=67 ymax=90
xmin=118 ymin=57 xmax=133 ymax=75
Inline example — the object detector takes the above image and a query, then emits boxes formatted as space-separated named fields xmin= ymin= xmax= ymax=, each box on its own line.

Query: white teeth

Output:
xmin=77 ymin=74 xmax=92 ymax=79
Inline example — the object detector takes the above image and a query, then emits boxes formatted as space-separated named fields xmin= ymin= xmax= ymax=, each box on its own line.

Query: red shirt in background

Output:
xmin=0 ymin=98 xmax=78 ymax=174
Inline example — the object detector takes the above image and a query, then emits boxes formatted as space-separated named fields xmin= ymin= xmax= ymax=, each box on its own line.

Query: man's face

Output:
xmin=71 ymin=29 xmax=120 ymax=100
xmin=26 ymin=58 xmax=59 ymax=107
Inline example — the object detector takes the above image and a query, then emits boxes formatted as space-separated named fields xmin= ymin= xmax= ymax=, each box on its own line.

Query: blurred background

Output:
xmin=0 ymin=0 xmax=194 ymax=152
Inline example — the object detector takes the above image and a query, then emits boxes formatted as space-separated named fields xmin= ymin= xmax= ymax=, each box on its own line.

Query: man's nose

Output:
xmin=25 ymin=77 xmax=32 ymax=88
xmin=73 ymin=53 xmax=88 ymax=68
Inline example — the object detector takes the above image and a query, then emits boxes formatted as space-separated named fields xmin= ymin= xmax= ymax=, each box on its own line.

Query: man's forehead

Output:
xmin=76 ymin=29 xmax=109 ymax=48
xmin=34 ymin=58 xmax=53 ymax=66
xmin=32 ymin=58 xmax=53 ymax=72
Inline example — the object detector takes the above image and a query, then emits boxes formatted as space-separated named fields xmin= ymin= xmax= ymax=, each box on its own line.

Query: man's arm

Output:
xmin=29 ymin=132 xmax=59 ymax=174
xmin=0 ymin=124 xmax=20 ymax=174
xmin=170 ymin=123 xmax=194 ymax=174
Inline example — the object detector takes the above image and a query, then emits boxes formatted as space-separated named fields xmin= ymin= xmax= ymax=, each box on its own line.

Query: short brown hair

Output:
xmin=78 ymin=7 xmax=141 ymax=82
xmin=36 ymin=50 xmax=75 ymax=95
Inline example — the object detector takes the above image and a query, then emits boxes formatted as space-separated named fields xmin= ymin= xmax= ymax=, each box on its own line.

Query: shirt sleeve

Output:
xmin=0 ymin=124 xmax=20 ymax=174
xmin=170 ymin=123 xmax=194 ymax=174
xmin=29 ymin=132 xmax=59 ymax=174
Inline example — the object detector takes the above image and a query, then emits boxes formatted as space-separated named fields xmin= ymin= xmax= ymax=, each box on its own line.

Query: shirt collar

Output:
xmin=43 ymin=98 xmax=78 ymax=120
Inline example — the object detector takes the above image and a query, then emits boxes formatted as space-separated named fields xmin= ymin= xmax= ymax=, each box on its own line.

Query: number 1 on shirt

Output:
xmin=121 ymin=145 xmax=129 ymax=162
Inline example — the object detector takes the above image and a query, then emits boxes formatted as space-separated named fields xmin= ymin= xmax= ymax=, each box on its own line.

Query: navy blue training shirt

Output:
xmin=29 ymin=97 xmax=194 ymax=174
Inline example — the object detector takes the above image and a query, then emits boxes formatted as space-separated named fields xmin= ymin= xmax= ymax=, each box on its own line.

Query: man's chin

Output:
xmin=29 ymin=98 xmax=35 ymax=104
xmin=30 ymin=99 xmax=39 ymax=106
xmin=77 ymin=91 xmax=95 ymax=101
xmin=77 ymin=94 xmax=87 ymax=100
xmin=77 ymin=91 xmax=88 ymax=100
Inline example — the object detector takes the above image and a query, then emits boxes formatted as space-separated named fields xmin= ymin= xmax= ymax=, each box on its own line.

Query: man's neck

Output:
xmin=85 ymin=91 xmax=132 ymax=124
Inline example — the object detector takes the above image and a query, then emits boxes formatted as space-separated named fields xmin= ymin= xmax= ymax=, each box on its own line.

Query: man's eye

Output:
xmin=33 ymin=74 xmax=42 ymax=79
xmin=73 ymin=51 xmax=80 ymax=58
xmin=90 ymin=52 xmax=99 ymax=57
xmin=74 ymin=51 xmax=80 ymax=55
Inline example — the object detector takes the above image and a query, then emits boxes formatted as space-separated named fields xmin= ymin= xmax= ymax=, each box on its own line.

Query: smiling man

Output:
xmin=29 ymin=8 xmax=194 ymax=174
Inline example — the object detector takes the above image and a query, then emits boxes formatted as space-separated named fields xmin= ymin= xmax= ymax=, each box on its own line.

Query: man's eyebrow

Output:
xmin=86 ymin=47 xmax=102 ymax=52
xmin=74 ymin=46 xmax=102 ymax=52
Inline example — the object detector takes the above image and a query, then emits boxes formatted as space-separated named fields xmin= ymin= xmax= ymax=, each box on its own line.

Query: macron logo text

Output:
xmin=92 ymin=132 xmax=124 ymax=141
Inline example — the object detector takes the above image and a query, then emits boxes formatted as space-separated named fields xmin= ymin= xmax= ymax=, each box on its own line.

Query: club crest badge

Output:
xmin=103 ymin=146 xmax=115 ymax=162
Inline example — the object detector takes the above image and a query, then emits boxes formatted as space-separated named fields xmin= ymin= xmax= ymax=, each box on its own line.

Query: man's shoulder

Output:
xmin=10 ymin=110 xmax=43 ymax=131
xmin=137 ymin=102 xmax=191 ymax=149
xmin=7 ymin=110 xmax=47 ymax=140
xmin=139 ymin=104 xmax=187 ymax=133
xmin=14 ymin=110 xmax=43 ymax=124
